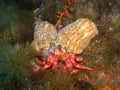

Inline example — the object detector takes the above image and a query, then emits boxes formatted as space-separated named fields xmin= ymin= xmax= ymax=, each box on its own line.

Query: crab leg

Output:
xmin=70 ymin=58 xmax=94 ymax=71
xmin=35 ymin=57 xmax=45 ymax=65
xmin=41 ymin=53 xmax=55 ymax=71
xmin=52 ymin=60 xmax=58 ymax=71
xmin=69 ymin=53 xmax=83 ymax=62
xmin=52 ymin=55 xmax=58 ymax=71
xmin=64 ymin=58 xmax=73 ymax=71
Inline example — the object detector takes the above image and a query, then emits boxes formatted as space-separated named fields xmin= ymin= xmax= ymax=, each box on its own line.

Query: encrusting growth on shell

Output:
xmin=57 ymin=18 xmax=98 ymax=54
xmin=31 ymin=18 xmax=98 ymax=55
xmin=31 ymin=20 xmax=57 ymax=55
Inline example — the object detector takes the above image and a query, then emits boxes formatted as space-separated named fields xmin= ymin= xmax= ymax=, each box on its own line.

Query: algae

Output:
xmin=0 ymin=40 xmax=32 ymax=89
xmin=0 ymin=4 xmax=34 ymax=44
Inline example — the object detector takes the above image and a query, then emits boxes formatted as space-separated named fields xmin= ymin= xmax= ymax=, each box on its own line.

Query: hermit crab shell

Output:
xmin=57 ymin=18 xmax=98 ymax=54
xmin=31 ymin=20 xmax=57 ymax=55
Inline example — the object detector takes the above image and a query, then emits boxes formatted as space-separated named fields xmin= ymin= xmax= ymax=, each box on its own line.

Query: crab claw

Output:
xmin=41 ymin=53 xmax=55 ymax=71
xmin=41 ymin=52 xmax=58 ymax=71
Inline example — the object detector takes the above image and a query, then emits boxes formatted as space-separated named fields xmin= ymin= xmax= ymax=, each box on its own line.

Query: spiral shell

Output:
xmin=31 ymin=20 xmax=57 ymax=54
xmin=57 ymin=18 xmax=98 ymax=54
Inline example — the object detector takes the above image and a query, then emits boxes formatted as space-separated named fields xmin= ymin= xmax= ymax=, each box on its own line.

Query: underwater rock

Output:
xmin=31 ymin=19 xmax=57 ymax=56
xmin=57 ymin=18 xmax=98 ymax=54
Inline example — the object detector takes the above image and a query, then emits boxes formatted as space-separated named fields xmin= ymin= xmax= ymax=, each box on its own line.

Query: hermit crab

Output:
xmin=31 ymin=18 xmax=98 ymax=72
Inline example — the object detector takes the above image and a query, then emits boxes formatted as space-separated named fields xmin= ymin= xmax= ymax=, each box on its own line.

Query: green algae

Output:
xmin=0 ymin=4 xmax=34 ymax=44
xmin=0 ymin=40 xmax=32 ymax=89
xmin=28 ymin=70 xmax=74 ymax=90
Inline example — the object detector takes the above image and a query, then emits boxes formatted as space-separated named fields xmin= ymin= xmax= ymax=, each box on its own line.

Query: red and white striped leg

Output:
xmin=71 ymin=58 xmax=94 ymax=71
